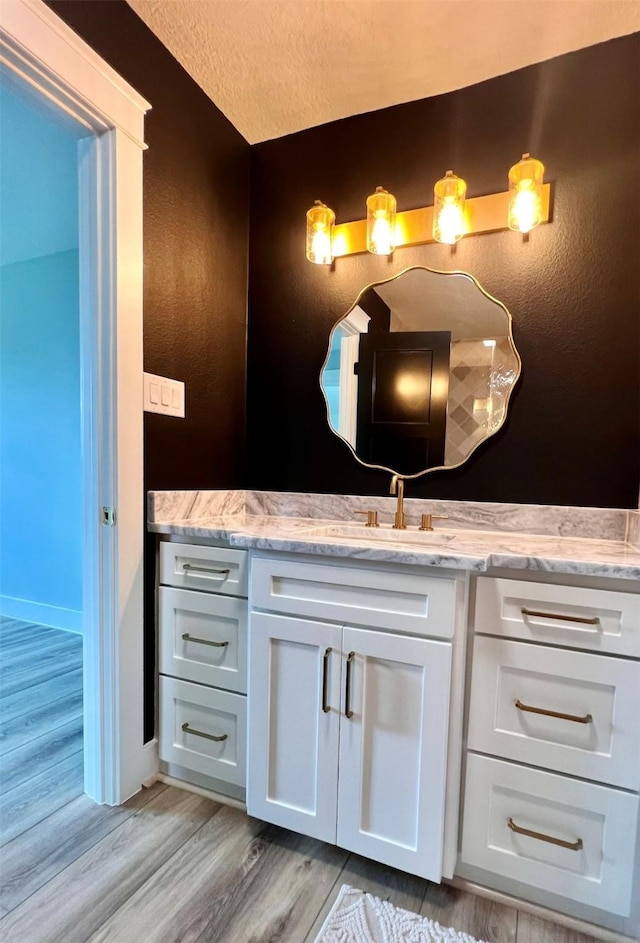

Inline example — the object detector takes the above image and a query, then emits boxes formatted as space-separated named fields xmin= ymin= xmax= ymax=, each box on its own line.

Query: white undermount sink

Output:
xmin=299 ymin=523 xmax=459 ymax=546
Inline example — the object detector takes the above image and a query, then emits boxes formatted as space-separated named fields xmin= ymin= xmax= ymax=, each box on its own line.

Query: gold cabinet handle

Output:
xmin=181 ymin=633 xmax=229 ymax=648
xmin=507 ymin=817 xmax=583 ymax=851
xmin=182 ymin=722 xmax=228 ymax=742
xmin=521 ymin=607 xmax=600 ymax=626
xmin=322 ymin=647 xmax=332 ymax=713
xmin=345 ymin=651 xmax=355 ymax=719
xmin=515 ymin=699 xmax=593 ymax=724
xmin=182 ymin=563 xmax=230 ymax=578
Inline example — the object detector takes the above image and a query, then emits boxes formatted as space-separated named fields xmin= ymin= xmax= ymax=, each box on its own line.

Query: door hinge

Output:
xmin=102 ymin=506 xmax=116 ymax=527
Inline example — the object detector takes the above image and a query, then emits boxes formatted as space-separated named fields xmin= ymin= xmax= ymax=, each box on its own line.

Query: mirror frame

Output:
xmin=320 ymin=265 xmax=522 ymax=479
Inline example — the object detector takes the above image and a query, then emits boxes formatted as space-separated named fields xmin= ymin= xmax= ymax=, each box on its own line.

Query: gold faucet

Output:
xmin=390 ymin=475 xmax=406 ymax=529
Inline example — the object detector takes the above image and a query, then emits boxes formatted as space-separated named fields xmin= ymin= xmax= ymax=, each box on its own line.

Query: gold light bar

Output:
xmin=331 ymin=184 xmax=551 ymax=257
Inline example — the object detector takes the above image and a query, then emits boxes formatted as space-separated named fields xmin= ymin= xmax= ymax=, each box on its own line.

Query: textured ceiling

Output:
xmin=127 ymin=0 xmax=640 ymax=144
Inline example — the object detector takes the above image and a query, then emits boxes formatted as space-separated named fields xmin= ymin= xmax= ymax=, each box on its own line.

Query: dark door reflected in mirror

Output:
xmin=320 ymin=267 xmax=521 ymax=478
xmin=356 ymin=331 xmax=450 ymax=475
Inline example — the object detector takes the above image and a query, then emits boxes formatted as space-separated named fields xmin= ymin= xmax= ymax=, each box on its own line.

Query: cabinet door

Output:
xmin=337 ymin=627 xmax=452 ymax=881
xmin=247 ymin=612 xmax=342 ymax=842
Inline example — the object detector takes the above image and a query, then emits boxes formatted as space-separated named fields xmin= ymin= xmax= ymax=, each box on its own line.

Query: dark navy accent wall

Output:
xmin=247 ymin=35 xmax=640 ymax=508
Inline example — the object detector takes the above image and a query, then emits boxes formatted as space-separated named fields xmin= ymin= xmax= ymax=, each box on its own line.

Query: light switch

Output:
xmin=144 ymin=373 xmax=186 ymax=418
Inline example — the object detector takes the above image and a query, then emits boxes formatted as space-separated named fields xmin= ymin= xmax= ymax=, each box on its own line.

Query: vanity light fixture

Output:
xmin=306 ymin=200 xmax=335 ymax=264
xmin=366 ymin=186 xmax=397 ymax=255
xmin=508 ymin=153 xmax=545 ymax=233
xmin=308 ymin=159 xmax=550 ymax=260
xmin=432 ymin=170 xmax=467 ymax=244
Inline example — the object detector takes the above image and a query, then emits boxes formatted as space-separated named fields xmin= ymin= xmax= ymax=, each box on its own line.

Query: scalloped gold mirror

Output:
xmin=320 ymin=266 xmax=521 ymax=478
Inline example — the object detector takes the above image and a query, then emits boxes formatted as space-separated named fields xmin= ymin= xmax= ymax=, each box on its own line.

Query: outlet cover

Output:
xmin=143 ymin=373 xmax=185 ymax=418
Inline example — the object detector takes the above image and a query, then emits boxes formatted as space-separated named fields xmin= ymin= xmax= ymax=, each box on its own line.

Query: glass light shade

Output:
xmin=306 ymin=200 xmax=335 ymax=264
xmin=508 ymin=153 xmax=545 ymax=233
xmin=432 ymin=170 xmax=467 ymax=244
xmin=366 ymin=187 xmax=396 ymax=255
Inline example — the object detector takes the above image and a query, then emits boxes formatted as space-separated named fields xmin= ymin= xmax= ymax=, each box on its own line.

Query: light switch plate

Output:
xmin=143 ymin=372 xmax=185 ymax=418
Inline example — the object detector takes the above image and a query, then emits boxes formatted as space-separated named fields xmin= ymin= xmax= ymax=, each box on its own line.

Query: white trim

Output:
xmin=0 ymin=0 xmax=151 ymax=804
xmin=0 ymin=0 xmax=149 ymax=145
xmin=78 ymin=132 xmax=103 ymax=801
xmin=140 ymin=738 xmax=160 ymax=788
xmin=341 ymin=305 xmax=371 ymax=337
xmin=337 ymin=307 xmax=370 ymax=447
xmin=0 ymin=596 xmax=83 ymax=633
xmin=110 ymin=126 xmax=146 ymax=802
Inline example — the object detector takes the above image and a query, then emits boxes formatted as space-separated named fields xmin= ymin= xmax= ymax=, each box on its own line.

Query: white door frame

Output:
xmin=0 ymin=0 xmax=155 ymax=803
xmin=338 ymin=305 xmax=370 ymax=447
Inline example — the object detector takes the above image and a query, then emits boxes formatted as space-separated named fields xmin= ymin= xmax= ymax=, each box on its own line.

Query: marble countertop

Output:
xmin=149 ymin=509 xmax=640 ymax=581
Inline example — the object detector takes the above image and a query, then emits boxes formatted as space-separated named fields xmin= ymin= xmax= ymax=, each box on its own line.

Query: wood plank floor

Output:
xmin=0 ymin=617 xmax=84 ymax=849
xmin=0 ymin=784 xmax=607 ymax=943
xmin=0 ymin=617 xmax=607 ymax=943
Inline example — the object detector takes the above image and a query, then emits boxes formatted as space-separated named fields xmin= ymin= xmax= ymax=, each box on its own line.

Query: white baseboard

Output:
xmin=140 ymin=739 xmax=159 ymax=786
xmin=0 ymin=595 xmax=83 ymax=633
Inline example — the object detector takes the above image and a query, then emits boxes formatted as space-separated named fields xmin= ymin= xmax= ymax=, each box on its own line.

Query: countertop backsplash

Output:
xmin=149 ymin=489 xmax=631 ymax=544
xmin=627 ymin=509 xmax=640 ymax=550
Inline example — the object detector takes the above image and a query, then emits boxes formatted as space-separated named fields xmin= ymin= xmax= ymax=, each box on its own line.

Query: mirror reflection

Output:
xmin=320 ymin=267 xmax=521 ymax=477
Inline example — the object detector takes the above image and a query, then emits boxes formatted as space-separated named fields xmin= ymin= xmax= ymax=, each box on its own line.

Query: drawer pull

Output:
xmin=181 ymin=633 xmax=229 ymax=648
xmin=181 ymin=722 xmax=228 ymax=743
xmin=507 ymin=817 xmax=583 ymax=851
xmin=515 ymin=699 xmax=593 ymax=725
xmin=345 ymin=651 xmax=355 ymax=719
xmin=322 ymin=647 xmax=332 ymax=713
xmin=182 ymin=563 xmax=230 ymax=578
xmin=521 ymin=607 xmax=600 ymax=626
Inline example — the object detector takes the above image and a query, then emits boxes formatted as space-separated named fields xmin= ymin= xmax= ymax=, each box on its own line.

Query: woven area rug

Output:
xmin=314 ymin=885 xmax=489 ymax=943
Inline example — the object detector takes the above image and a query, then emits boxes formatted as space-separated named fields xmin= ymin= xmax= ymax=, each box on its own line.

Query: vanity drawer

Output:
xmin=251 ymin=556 xmax=455 ymax=638
xmin=160 ymin=542 xmax=248 ymax=597
xmin=159 ymin=676 xmax=246 ymax=786
xmin=159 ymin=587 xmax=247 ymax=693
xmin=474 ymin=576 xmax=640 ymax=657
xmin=461 ymin=753 xmax=639 ymax=916
xmin=468 ymin=636 xmax=640 ymax=789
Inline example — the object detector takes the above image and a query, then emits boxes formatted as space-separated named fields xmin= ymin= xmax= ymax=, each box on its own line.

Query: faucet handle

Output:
xmin=354 ymin=510 xmax=379 ymax=527
xmin=419 ymin=513 xmax=449 ymax=532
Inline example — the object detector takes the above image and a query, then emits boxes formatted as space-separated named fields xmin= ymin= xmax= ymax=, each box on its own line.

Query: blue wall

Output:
xmin=0 ymin=86 xmax=82 ymax=631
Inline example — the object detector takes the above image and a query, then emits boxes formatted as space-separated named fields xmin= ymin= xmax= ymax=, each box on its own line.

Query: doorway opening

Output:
xmin=0 ymin=81 xmax=84 ymax=837
xmin=1 ymin=0 xmax=152 ymax=809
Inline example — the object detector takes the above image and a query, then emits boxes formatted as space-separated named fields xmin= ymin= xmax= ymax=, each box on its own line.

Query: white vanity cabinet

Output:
xmin=158 ymin=541 xmax=248 ymax=800
xmin=247 ymin=554 xmax=458 ymax=882
xmin=461 ymin=574 xmax=640 ymax=922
